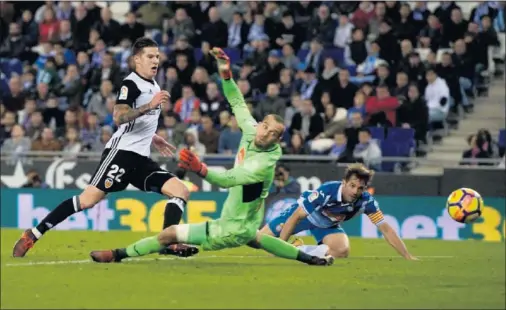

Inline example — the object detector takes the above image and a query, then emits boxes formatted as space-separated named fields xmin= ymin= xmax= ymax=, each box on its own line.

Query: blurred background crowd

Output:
xmin=1 ymin=1 xmax=505 ymax=172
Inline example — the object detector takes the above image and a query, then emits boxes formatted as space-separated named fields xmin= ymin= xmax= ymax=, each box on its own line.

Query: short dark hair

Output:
xmin=359 ymin=127 xmax=371 ymax=135
xmin=132 ymin=37 xmax=158 ymax=56
xmin=344 ymin=163 xmax=374 ymax=186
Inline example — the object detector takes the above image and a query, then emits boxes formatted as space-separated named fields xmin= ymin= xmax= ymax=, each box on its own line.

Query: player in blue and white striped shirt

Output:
xmin=255 ymin=163 xmax=417 ymax=260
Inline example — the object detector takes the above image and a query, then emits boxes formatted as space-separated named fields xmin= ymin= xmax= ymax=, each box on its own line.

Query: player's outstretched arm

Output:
xmin=377 ymin=222 xmax=417 ymax=260
xmin=178 ymin=148 xmax=274 ymax=188
xmin=209 ymin=48 xmax=256 ymax=136
xmin=113 ymin=88 xmax=169 ymax=126
xmin=279 ymin=206 xmax=307 ymax=241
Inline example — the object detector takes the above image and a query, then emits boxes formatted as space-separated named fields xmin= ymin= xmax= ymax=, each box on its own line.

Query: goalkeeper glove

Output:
xmin=209 ymin=47 xmax=232 ymax=80
xmin=178 ymin=148 xmax=208 ymax=177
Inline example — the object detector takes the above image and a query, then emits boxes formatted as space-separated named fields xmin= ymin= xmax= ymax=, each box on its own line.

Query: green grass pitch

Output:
xmin=1 ymin=229 xmax=504 ymax=309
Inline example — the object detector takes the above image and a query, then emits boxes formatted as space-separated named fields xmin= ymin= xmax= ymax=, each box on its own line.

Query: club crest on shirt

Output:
xmin=308 ymin=191 xmax=319 ymax=202
xmin=235 ymin=147 xmax=245 ymax=165
xmin=118 ymin=86 xmax=128 ymax=100
xmin=104 ymin=178 xmax=114 ymax=189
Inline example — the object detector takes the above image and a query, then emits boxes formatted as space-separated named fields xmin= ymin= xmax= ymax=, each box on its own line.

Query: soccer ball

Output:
xmin=447 ymin=188 xmax=484 ymax=223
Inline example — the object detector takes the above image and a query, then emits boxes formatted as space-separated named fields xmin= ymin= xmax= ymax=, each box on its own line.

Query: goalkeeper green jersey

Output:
xmin=204 ymin=79 xmax=282 ymax=226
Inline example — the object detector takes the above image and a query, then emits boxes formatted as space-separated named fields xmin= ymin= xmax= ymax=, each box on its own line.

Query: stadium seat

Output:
xmin=322 ymin=48 xmax=344 ymax=66
xmin=223 ymin=48 xmax=241 ymax=64
xmin=296 ymin=49 xmax=310 ymax=62
xmin=380 ymin=140 xmax=400 ymax=172
xmin=368 ymin=126 xmax=386 ymax=141
xmin=387 ymin=128 xmax=415 ymax=143
xmin=498 ymin=129 xmax=506 ymax=148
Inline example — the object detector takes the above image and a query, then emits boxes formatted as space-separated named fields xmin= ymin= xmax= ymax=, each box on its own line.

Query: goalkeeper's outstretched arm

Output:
xmin=210 ymin=47 xmax=257 ymax=136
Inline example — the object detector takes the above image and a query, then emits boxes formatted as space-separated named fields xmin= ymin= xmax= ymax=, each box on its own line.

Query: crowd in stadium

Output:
xmin=0 ymin=1 xmax=505 ymax=171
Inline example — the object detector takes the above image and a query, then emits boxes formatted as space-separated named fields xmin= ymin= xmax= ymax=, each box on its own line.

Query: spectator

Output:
xmin=281 ymin=44 xmax=300 ymax=71
xmin=307 ymin=5 xmax=335 ymax=46
xmin=201 ymin=7 xmax=228 ymax=48
xmin=443 ymin=8 xmax=468 ymax=46
xmin=275 ymin=11 xmax=304 ymax=51
xmin=19 ymin=10 xmax=39 ymax=47
xmin=199 ymin=114 xmax=220 ymax=154
xmin=347 ymin=91 xmax=367 ymax=120
xmin=174 ymin=85 xmax=201 ymax=123
xmin=62 ymin=127 xmax=82 ymax=156
xmin=353 ymin=127 xmax=382 ymax=171
xmin=218 ymin=110 xmax=232 ymax=131
xmin=218 ymin=0 xmax=238 ymax=26
xmin=198 ymin=41 xmax=217 ymax=76
xmin=290 ymin=1 xmax=317 ymax=30
xmin=218 ymin=115 xmax=242 ymax=154
xmin=1 ymin=124 xmax=31 ymax=155
xmin=460 ymin=134 xmax=493 ymax=166
xmin=22 ymin=169 xmax=50 ymax=188
xmin=368 ymin=2 xmax=388 ymax=39
xmin=31 ymin=127 xmax=62 ymax=152
xmin=42 ymin=95 xmax=64 ymax=129
xmin=334 ymin=14 xmax=354 ymax=48
xmin=318 ymin=100 xmax=348 ymax=140
xmin=366 ymin=84 xmax=400 ymax=127
xmin=334 ymin=69 xmax=359 ymax=110
xmin=0 ymin=110 xmax=17 ymax=144
xmin=89 ymin=52 xmax=122 ymax=91
xmin=289 ymin=99 xmax=324 ymax=142
xmin=376 ymin=20 xmax=401 ymax=67
xmin=163 ymin=66 xmax=183 ymax=102
xmin=395 ymin=3 xmax=417 ymax=46
xmin=58 ymin=64 xmax=83 ymax=108
xmin=25 ymin=110 xmax=45 ymax=141
xmin=200 ymin=82 xmax=228 ymax=123
xmin=396 ymin=83 xmax=429 ymax=144
xmin=351 ymin=1 xmax=376 ymax=31
xmin=394 ymin=71 xmax=410 ymax=101
xmin=304 ymin=38 xmax=324 ymax=75
xmin=90 ymin=125 xmax=112 ymax=152
xmin=3 ymin=76 xmax=25 ymax=112
xmin=424 ymin=67 xmax=451 ymax=124
xmin=279 ymin=68 xmax=296 ymax=99
xmin=237 ymin=78 xmax=253 ymax=100
xmin=178 ymin=127 xmax=206 ymax=158
xmin=329 ymin=131 xmax=354 ymax=163
xmin=254 ymin=83 xmax=286 ymax=120
xmin=18 ymin=98 xmax=37 ymax=128
xmin=58 ymin=19 xmax=74 ymax=50
xmin=269 ymin=164 xmax=301 ymax=194
xmin=102 ymin=97 xmax=115 ymax=127
xmin=120 ymin=12 xmax=145 ymax=44
xmin=355 ymin=41 xmax=387 ymax=76
xmin=258 ymin=50 xmax=285 ymax=92
xmin=70 ymin=4 xmax=92 ymax=51
xmin=437 ymin=52 xmax=463 ymax=110
xmin=171 ymin=8 xmax=195 ymax=43
xmin=284 ymin=93 xmax=302 ymax=127
xmin=374 ymin=64 xmax=395 ymax=90
xmin=81 ymin=112 xmax=101 ymax=150
xmin=162 ymin=112 xmax=187 ymax=147
xmin=402 ymin=52 xmax=427 ymax=90
xmin=136 ymin=2 xmax=173 ymax=30
xmin=0 ymin=23 xmax=27 ymax=59
xmin=345 ymin=28 xmax=370 ymax=66
xmin=56 ymin=1 xmax=73 ymax=21
xmin=470 ymin=2 xmax=498 ymax=28
xmin=285 ymin=131 xmax=307 ymax=155
xmin=187 ymin=109 xmax=203 ymax=132
xmin=174 ymin=53 xmax=194 ymax=85
xmin=57 ymin=108 xmax=81 ymax=138
xmin=494 ymin=2 xmax=505 ymax=32
xmin=434 ymin=1 xmax=461 ymax=27
xmin=87 ymin=80 xmax=114 ymax=123
xmin=299 ymin=67 xmax=318 ymax=101
xmin=39 ymin=7 xmax=59 ymax=43
xmin=191 ymin=67 xmax=210 ymax=100
xmin=419 ymin=15 xmax=443 ymax=52
xmin=228 ymin=12 xmax=249 ymax=49
xmin=412 ymin=1 xmax=431 ymax=34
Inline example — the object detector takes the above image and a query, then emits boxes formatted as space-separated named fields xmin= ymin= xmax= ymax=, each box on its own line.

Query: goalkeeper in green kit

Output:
xmin=90 ymin=48 xmax=333 ymax=266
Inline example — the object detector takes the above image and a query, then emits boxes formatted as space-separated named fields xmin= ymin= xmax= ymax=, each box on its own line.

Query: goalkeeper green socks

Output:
xmin=258 ymin=234 xmax=299 ymax=260
xmin=115 ymin=236 xmax=163 ymax=259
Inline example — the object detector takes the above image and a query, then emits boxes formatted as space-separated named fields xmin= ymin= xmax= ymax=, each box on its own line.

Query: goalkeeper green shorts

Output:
xmin=175 ymin=219 xmax=258 ymax=251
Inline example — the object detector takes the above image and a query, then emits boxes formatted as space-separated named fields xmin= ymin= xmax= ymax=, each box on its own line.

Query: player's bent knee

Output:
xmin=328 ymin=247 xmax=350 ymax=258
xmin=161 ymin=178 xmax=190 ymax=200
xmin=78 ymin=186 xmax=106 ymax=209
xmin=158 ymin=225 xmax=180 ymax=245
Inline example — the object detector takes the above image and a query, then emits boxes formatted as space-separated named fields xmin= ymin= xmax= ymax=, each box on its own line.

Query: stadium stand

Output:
xmin=0 ymin=1 xmax=504 ymax=172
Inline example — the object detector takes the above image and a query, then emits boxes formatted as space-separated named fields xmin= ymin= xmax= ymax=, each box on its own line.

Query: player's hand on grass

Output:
xmin=209 ymin=47 xmax=232 ymax=79
xmin=149 ymin=91 xmax=170 ymax=110
xmin=178 ymin=148 xmax=208 ymax=177
xmin=152 ymin=134 xmax=176 ymax=157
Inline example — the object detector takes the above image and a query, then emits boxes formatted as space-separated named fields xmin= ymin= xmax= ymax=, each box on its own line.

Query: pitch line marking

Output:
xmin=4 ymin=255 xmax=454 ymax=267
